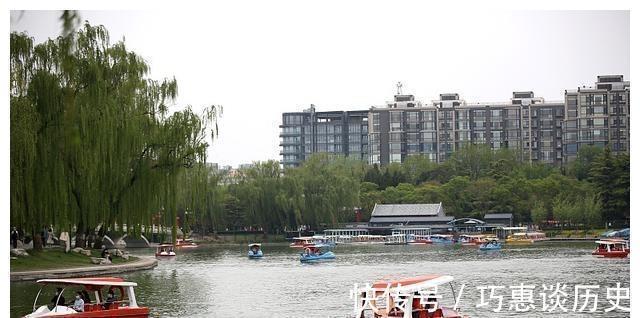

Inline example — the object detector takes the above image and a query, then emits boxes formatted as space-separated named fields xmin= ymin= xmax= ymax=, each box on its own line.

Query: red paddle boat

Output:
xmin=592 ymin=240 xmax=629 ymax=258
xmin=23 ymin=277 xmax=149 ymax=317
xmin=354 ymin=274 xmax=469 ymax=318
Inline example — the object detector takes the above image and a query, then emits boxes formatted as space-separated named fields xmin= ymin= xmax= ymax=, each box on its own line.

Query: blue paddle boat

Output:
xmin=479 ymin=239 xmax=502 ymax=251
xmin=248 ymin=243 xmax=264 ymax=258
xmin=300 ymin=244 xmax=335 ymax=263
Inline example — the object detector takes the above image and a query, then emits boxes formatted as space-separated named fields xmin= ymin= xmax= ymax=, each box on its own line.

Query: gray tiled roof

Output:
xmin=371 ymin=203 xmax=443 ymax=217
xmin=484 ymin=213 xmax=514 ymax=219
xmin=369 ymin=216 xmax=454 ymax=224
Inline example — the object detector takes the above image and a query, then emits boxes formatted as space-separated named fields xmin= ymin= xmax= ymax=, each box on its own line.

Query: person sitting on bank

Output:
xmin=72 ymin=291 xmax=85 ymax=312
xmin=101 ymin=247 xmax=113 ymax=262
xmin=50 ymin=288 xmax=65 ymax=309
xmin=10 ymin=227 xmax=19 ymax=249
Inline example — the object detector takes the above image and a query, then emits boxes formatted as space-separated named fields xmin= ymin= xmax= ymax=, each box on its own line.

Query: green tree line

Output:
xmin=175 ymin=144 xmax=628 ymax=235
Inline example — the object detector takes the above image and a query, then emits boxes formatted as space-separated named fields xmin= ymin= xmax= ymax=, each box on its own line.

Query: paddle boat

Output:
xmin=601 ymin=228 xmax=630 ymax=240
xmin=175 ymin=238 xmax=198 ymax=248
xmin=458 ymin=235 xmax=484 ymax=246
xmin=23 ymin=277 xmax=149 ymax=317
xmin=384 ymin=234 xmax=408 ymax=245
xmin=353 ymin=274 xmax=469 ymax=318
xmin=300 ymin=244 xmax=335 ymax=263
xmin=154 ymin=244 xmax=176 ymax=259
xmin=505 ymin=231 xmax=548 ymax=244
xmin=312 ymin=235 xmax=337 ymax=248
xmin=479 ymin=239 xmax=502 ymax=251
xmin=592 ymin=240 xmax=629 ymax=258
xmin=289 ymin=236 xmax=314 ymax=248
xmin=247 ymin=243 xmax=263 ymax=258
xmin=430 ymin=234 xmax=455 ymax=244
xmin=407 ymin=234 xmax=433 ymax=245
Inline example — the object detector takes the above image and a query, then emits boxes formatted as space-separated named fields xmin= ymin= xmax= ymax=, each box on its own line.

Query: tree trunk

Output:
xmin=93 ymin=224 xmax=107 ymax=249
xmin=74 ymin=220 xmax=86 ymax=248
xmin=32 ymin=228 xmax=43 ymax=251
xmin=85 ymin=229 xmax=94 ymax=249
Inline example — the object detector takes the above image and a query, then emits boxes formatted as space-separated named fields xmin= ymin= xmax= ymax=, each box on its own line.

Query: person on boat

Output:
xmin=81 ymin=290 xmax=91 ymax=303
xmin=72 ymin=291 xmax=85 ymax=312
xmin=102 ymin=289 xmax=117 ymax=309
xmin=50 ymin=288 xmax=65 ymax=309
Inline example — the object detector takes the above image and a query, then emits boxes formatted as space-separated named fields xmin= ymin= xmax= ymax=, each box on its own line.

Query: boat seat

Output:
xmin=84 ymin=304 xmax=101 ymax=312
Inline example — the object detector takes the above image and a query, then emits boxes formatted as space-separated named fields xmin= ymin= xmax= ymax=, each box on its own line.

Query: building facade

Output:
xmin=280 ymin=75 xmax=629 ymax=167
xmin=280 ymin=105 xmax=369 ymax=168
xmin=368 ymin=92 xmax=565 ymax=165
xmin=562 ymin=75 xmax=630 ymax=162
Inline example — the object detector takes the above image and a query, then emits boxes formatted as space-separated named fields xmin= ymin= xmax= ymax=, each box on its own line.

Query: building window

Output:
xmin=389 ymin=143 xmax=402 ymax=153
xmin=421 ymin=132 xmax=436 ymax=142
xmin=422 ymin=111 xmax=435 ymax=121
xmin=422 ymin=122 xmax=435 ymax=130
xmin=390 ymin=112 xmax=402 ymax=122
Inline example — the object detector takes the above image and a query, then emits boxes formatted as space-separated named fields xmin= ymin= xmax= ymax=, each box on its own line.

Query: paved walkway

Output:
xmin=10 ymin=256 xmax=158 ymax=282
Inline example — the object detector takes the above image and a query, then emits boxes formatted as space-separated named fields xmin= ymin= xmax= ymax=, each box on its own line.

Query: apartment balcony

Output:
xmin=279 ymin=131 xmax=302 ymax=136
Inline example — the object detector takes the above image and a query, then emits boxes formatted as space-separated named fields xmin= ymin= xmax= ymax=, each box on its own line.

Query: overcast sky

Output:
xmin=9 ymin=9 xmax=630 ymax=167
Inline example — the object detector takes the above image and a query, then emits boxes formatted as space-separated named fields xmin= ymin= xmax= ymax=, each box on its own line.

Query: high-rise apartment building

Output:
xmin=368 ymin=92 xmax=564 ymax=165
xmin=280 ymin=75 xmax=629 ymax=167
xmin=514 ymin=92 xmax=565 ymax=165
xmin=562 ymin=75 xmax=630 ymax=162
xmin=279 ymin=105 xmax=369 ymax=168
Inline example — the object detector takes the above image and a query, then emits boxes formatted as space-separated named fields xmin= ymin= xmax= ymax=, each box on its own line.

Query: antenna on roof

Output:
xmin=396 ymin=82 xmax=403 ymax=95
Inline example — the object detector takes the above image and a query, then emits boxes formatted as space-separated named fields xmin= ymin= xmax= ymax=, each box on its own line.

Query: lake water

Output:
xmin=10 ymin=242 xmax=630 ymax=317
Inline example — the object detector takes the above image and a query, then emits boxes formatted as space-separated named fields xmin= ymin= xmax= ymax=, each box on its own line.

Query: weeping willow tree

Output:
xmin=222 ymin=156 xmax=363 ymax=233
xmin=175 ymin=163 xmax=225 ymax=236
xmin=10 ymin=22 xmax=220 ymax=249
xmin=289 ymin=154 xmax=364 ymax=227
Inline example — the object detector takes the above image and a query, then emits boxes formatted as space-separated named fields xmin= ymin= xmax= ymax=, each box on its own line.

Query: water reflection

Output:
xmin=10 ymin=242 xmax=629 ymax=317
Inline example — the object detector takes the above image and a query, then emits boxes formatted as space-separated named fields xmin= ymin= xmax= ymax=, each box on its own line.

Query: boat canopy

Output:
xmin=36 ymin=277 xmax=138 ymax=287
xmin=602 ymin=238 xmax=629 ymax=242
xmin=248 ymin=243 xmax=262 ymax=247
xmin=596 ymin=240 xmax=627 ymax=245
xmin=368 ymin=275 xmax=454 ymax=292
